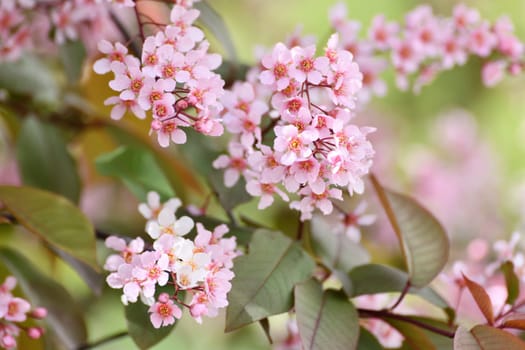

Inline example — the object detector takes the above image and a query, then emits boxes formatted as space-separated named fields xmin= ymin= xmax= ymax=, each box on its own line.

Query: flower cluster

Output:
xmin=439 ymin=232 xmax=525 ymax=323
xmin=94 ymin=4 xmax=225 ymax=147
xmin=214 ymin=36 xmax=375 ymax=221
xmin=0 ymin=276 xmax=46 ymax=349
xmin=0 ymin=0 xmax=116 ymax=62
xmin=104 ymin=192 xmax=239 ymax=327
xmin=329 ymin=2 xmax=525 ymax=98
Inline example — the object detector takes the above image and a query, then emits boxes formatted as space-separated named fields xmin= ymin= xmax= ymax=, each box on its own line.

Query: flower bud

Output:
xmin=27 ymin=327 xmax=44 ymax=339
xmin=31 ymin=307 xmax=47 ymax=319
xmin=158 ymin=293 xmax=170 ymax=303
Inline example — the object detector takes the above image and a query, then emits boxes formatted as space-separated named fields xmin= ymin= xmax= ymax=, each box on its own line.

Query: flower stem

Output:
xmin=76 ymin=331 xmax=129 ymax=350
xmin=358 ymin=308 xmax=456 ymax=339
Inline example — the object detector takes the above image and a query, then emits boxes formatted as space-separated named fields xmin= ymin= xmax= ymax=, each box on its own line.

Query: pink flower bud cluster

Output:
xmin=94 ymin=4 xmax=225 ymax=148
xmin=104 ymin=192 xmax=239 ymax=328
xmin=214 ymin=37 xmax=375 ymax=221
xmin=0 ymin=0 xmax=115 ymax=62
xmin=329 ymin=2 xmax=525 ymax=98
xmin=0 ymin=276 xmax=46 ymax=349
xmin=440 ymin=233 xmax=525 ymax=323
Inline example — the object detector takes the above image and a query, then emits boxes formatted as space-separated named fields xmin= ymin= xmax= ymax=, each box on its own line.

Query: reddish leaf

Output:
xmin=463 ymin=274 xmax=494 ymax=325
xmin=502 ymin=314 xmax=525 ymax=331
xmin=454 ymin=325 xmax=525 ymax=349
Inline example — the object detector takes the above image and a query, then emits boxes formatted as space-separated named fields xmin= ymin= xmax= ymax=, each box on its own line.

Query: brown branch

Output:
xmin=76 ymin=331 xmax=128 ymax=350
xmin=358 ymin=308 xmax=456 ymax=339
xmin=389 ymin=280 xmax=411 ymax=311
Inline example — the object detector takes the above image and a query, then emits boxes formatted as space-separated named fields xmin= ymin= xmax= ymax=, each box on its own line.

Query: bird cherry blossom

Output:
xmin=0 ymin=276 xmax=46 ymax=349
xmin=327 ymin=2 xmax=525 ymax=95
xmin=214 ymin=34 xmax=375 ymax=221
xmin=94 ymin=4 xmax=226 ymax=148
xmin=104 ymin=192 xmax=239 ymax=327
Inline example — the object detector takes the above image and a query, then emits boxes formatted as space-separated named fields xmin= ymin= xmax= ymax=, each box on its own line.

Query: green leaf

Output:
xmin=0 ymin=55 xmax=59 ymax=106
xmin=16 ymin=117 xmax=81 ymax=203
xmin=225 ymin=230 xmax=315 ymax=331
xmin=96 ymin=145 xmax=175 ymax=201
xmin=454 ymin=325 xmax=525 ymax=350
xmin=0 ymin=247 xmax=87 ymax=349
xmin=209 ymin=174 xmax=251 ymax=213
xmin=348 ymin=264 xmax=449 ymax=310
xmin=501 ymin=261 xmax=520 ymax=306
xmin=176 ymin=129 xmax=218 ymax=176
xmin=295 ymin=279 xmax=360 ymax=350
xmin=370 ymin=177 xmax=449 ymax=288
xmin=0 ymin=186 xmax=98 ymax=269
xmin=357 ymin=327 xmax=385 ymax=350
xmin=59 ymin=40 xmax=86 ymax=83
xmin=125 ymin=297 xmax=175 ymax=350
xmin=409 ymin=317 xmax=455 ymax=350
xmin=51 ymin=247 xmax=104 ymax=294
xmin=194 ymin=1 xmax=237 ymax=61
xmin=310 ymin=214 xmax=370 ymax=272
xmin=385 ymin=319 xmax=436 ymax=350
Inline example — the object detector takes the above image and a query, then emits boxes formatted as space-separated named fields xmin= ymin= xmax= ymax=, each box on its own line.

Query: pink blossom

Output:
xmin=440 ymin=27 xmax=468 ymax=69
xmin=246 ymin=179 xmax=289 ymax=209
xmin=290 ymin=45 xmax=328 ymax=84
xmin=146 ymin=207 xmax=194 ymax=239
xmin=468 ymin=22 xmax=497 ymax=57
xmin=338 ymin=201 xmax=376 ymax=242
xmin=132 ymin=252 xmax=170 ymax=298
xmin=0 ymin=324 xmax=18 ymax=349
xmin=391 ymin=39 xmax=421 ymax=74
xmin=138 ymin=191 xmax=182 ymax=226
xmin=453 ymin=4 xmax=480 ymax=29
xmin=138 ymin=79 xmax=176 ymax=111
xmin=356 ymin=57 xmax=387 ymax=102
xmin=148 ymin=293 xmax=182 ymax=328
xmin=109 ymin=61 xmax=147 ymax=98
xmin=104 ymin=96 xmax=146 ymax=120
xmin=482 ymin=60 xmax=507 ymax=87
xmin=247 ymin=146 xmax=286 ymax=184
xmin=104 ymin=236 xmax=145 ymax=271
xmin=93 ymin=40 xmax=129 ymax=74
xmin=212 ymin=142 xmax=249 ymax=187
xmin=368 ymin=15 xmax=398 ymax=50
xmin=51 ymin=2 xmax=77 ymax=44
xmin=290 ymin=186 xmax=343 ymax=221
xmin=274 ymin=125 xmax=318 ymax=166
xmin=260 ymin=43 xmax=293 ymax=90
xmin=2 ymin=298 xmax=30 ymax=322
xmin=151 ymin=118 xmax=187 ymax=147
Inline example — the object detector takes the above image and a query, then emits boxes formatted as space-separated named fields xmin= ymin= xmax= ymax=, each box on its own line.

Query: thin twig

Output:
xmin=76 ymin=331 xmax=129 ymax=350
xmin=389 ymin=280 xmax=411 ymax=311
xmin=133 ymin=5 xmax=146 ymax=42
xmin=109 ymin=11 xmax=141 ymax=57
xmin=296 ymin=219 xmax=304 ymax=241
xmin=358 ymin=308 xmax=456 ymax=339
